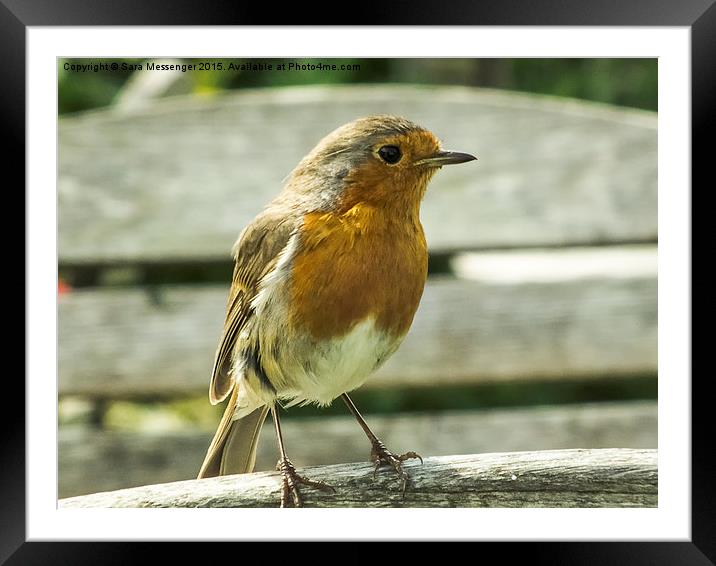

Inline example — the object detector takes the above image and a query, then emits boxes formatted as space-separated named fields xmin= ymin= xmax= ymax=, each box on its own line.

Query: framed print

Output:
xmin=10 ymin=0 xmax=706 ymax=563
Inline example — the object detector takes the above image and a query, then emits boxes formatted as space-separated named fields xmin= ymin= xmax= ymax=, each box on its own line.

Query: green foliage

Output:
xmin=508 ymin=59 xmax=657 ymax=111
xmin=58 ymin=57 xmax=657 ymax=116
xmin=281 ymin=374 xmax=658 ymax=419
xmin=58 ymin=58 xmax=140 ymax=114
xmin=77 ymin=375 xmax=657 ymax=431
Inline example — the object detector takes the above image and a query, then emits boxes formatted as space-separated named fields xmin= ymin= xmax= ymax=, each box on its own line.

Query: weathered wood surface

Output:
xmin=58 ymin=245 xmax=656 ymax=398
xmin=58 ymin=85 xmax=657 ymax=264
xmin=58 ymin=401 xmax=657 ymax=498
xmin=59 ymin=448 xmax=657 ymax=508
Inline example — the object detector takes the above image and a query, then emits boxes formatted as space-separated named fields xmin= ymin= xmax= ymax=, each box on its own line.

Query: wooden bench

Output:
xmin=60 ymin=449 xmax=658 ymax=508
xmin=58 ymin=84 xmax=657 ymax=503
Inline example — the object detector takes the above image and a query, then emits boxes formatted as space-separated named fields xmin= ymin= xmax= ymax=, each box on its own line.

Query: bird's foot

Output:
xmin=275 ymin=458 xmax=335 ymax=508
xmin=370 ymin=439 xmax=423 ymax=494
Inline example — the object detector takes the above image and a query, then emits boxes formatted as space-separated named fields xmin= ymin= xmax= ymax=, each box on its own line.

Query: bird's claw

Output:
xmin=370 ymin=440 xmax=423 ymax=495
xmin=275 ymin=458 xmax=335 ymax=508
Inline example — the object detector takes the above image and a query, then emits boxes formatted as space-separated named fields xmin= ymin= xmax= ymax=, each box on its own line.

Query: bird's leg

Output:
xmin=271 ymin=405 xmax=334 ymax=508
xmin=341 ymin=393 xmax=423 ymax=493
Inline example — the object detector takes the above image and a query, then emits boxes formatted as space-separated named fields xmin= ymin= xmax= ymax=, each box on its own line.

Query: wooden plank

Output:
xmin=58 ymin=401 xmax=657 ymax=498
xmin=58 ymin=245 xmax=657 ymax=398
xmin=59 ymin=448 xmax=658 ymax=508
xmin=59 ymin=85 xmax=656 ymax=263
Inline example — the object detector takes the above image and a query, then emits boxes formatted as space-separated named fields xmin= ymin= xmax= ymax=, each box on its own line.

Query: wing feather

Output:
xmin=209 ymin=210 xmax=300 ymax=404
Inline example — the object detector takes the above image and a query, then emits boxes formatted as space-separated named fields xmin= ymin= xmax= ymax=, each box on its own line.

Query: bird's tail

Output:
xmin=197 ymin=386 xmax=270 ymax=478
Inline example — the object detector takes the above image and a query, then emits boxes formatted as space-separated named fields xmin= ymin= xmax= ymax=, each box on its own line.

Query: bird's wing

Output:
xmin=209 ymin=208 xmax=300 ymax=404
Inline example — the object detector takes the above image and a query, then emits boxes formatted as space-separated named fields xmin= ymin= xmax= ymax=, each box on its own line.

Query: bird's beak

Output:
xmin=414 ymin=150 xmax=477 ymax=167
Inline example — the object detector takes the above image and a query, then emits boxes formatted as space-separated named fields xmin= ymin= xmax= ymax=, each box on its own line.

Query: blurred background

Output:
xmin=58 ymin=58 xmax=657 ymax=499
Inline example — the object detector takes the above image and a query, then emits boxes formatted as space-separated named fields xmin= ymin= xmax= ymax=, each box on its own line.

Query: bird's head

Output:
xmin=286 ymin=115 xmax=476 ymax=216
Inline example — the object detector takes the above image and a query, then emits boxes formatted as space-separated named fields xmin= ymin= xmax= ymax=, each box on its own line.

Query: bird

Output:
xmin=197 ymin=115 xmax=476 ymax=507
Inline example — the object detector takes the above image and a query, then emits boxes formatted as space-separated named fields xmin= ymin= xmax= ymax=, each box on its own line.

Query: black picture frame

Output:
xmin=9 ymin=0 xmax=705 ymax=563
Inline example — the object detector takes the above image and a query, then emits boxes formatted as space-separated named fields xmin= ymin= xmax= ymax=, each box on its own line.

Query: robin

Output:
xmin=197 ymin=115 xmax=476 ymax=507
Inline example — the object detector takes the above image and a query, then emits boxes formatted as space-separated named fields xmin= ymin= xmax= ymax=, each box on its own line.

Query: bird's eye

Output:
xmin=378 ymin=145 xmax=402 ymax=164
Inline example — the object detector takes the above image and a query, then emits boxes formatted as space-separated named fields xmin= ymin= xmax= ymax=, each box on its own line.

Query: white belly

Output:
xmin=278 ymin=317 xmax=401 ymax=407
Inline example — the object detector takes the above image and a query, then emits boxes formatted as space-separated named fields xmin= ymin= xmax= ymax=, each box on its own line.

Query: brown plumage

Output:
xmin=197 ymin=115 xmax=476 ymax=506
xmin=291 ymin=205 xmax=427 ymax=339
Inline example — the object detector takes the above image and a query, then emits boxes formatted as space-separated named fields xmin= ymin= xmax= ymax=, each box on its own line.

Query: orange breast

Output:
xmin=289 ymin=203 xmax=428 ymax=341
